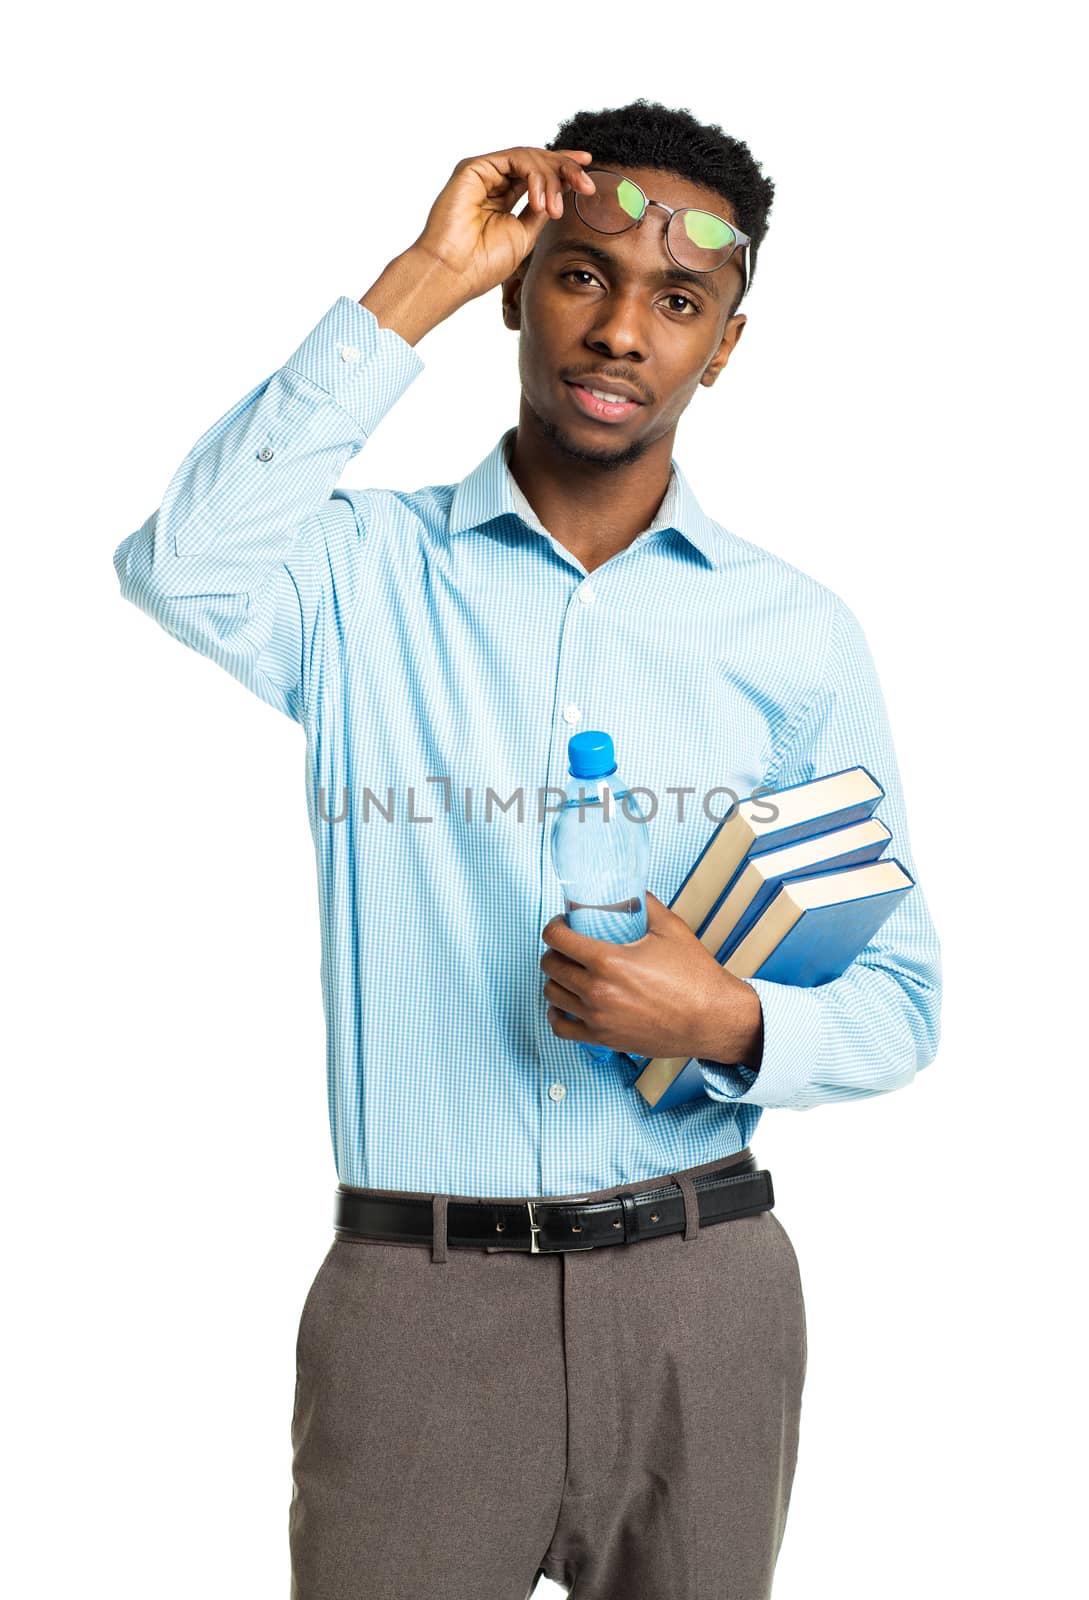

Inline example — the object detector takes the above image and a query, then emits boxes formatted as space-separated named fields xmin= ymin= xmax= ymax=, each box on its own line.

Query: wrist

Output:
xmin=359 ymin=245 xmax=465 ymax=347
xmin=697 ymin=975 xmax=764 ymax=1070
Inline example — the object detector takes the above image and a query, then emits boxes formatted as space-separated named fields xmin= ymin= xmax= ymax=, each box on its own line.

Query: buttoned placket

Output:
xmin=534 ymin=538 xmax=659 ymax=1192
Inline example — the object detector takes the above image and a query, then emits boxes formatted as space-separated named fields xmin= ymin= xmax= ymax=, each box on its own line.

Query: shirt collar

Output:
xmin=447 ymin=426 xmax=729 ymax=570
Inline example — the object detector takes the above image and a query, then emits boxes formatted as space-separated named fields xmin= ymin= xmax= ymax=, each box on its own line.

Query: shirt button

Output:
xmin=256 ymin=446 xmax=274 ymax=462
xmin=562 ymin=704 xmax=581 ymax=724
xmin=338 ymin=343 xmax=361 ymax=363
xmin=577 ymin=583 xmax=595 ymax=605
xmin=548 ymin=1082 xmax=566 ymax=1102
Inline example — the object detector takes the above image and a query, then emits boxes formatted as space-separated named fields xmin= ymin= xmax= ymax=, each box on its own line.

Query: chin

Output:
xmin=533 ymin=404 xmax=652 ymax=472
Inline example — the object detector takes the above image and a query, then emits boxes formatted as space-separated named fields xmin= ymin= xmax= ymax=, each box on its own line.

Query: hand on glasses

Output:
xmin=411 ymin=146 xmax=598 ymax=308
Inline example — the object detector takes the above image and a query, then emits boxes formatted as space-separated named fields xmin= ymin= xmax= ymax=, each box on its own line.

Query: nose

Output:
xmin=583 ymin=206 xmax=672 ymax=362
xmin=584 ymin=290 xmax=650 ymax=364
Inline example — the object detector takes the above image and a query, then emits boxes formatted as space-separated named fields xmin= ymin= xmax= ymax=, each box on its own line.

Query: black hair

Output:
xmin=546 ymin=98 xmax=775 ymax=317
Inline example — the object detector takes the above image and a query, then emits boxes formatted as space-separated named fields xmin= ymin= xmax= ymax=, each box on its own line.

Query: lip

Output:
xmin=563 ymin=381 xmax=645 ymax=423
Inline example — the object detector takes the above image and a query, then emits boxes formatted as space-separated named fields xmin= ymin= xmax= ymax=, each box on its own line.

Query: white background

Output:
xmin=4 ymin=2 xmax=1084 ymax=1595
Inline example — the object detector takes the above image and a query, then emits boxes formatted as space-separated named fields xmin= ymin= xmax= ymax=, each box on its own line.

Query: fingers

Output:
xmin=540 ymin=152 xmax=596 ymax=218
xmin=521 ymin=168 xmax=551 ymax=218
xmin=522 ymin=164 xmax=596 ymax=228
xmin=489 ymin=146 xmax=596 ymax=218
xmin=542 ymin=975 xmax=583 ymax=1012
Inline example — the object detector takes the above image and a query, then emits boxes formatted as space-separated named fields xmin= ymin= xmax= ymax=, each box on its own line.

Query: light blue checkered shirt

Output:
xmin=113 ymin=295 xmax=942 ymax=1197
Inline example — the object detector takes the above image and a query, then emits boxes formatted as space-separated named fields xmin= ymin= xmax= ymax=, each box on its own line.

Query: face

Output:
xmin=501 ymin=165 xmax=748 ymax=469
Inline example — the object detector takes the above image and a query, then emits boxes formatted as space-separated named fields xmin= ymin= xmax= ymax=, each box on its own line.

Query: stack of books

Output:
xmin=624 ymin=766 xmax=915 ymax=1112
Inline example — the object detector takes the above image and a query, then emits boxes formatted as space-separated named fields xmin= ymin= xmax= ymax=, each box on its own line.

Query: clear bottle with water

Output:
xmin=549 ymin=729 xmax=651 ymax=1064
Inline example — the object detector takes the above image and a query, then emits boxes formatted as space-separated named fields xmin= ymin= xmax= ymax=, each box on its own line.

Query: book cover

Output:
xmin=710 ymin=816 xmax=892 ymax=962
xmin=628 ymin=791 xmax=891 ymax=1078
xmin=668 ymin=764 xmax=885 ymax=940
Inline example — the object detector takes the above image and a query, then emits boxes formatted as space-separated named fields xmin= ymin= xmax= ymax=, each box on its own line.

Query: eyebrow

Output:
xmin=544 ymin=235 xmax=721 ymax=300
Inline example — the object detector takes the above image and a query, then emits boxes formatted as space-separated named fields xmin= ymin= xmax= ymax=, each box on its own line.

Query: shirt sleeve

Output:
xmin=696 ymin=597 xmax=943 ymax=1109
xmin=112 ymin=295 xmax=424 ymax=725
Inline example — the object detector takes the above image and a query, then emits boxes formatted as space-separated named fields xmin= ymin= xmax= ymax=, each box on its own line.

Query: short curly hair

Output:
xmin=546 ymin=98 xmax=775 ymax=316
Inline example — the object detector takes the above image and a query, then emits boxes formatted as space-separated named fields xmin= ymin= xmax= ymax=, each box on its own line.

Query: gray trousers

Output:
xmin=289 ymin=1147 xmax=807 ymax=1598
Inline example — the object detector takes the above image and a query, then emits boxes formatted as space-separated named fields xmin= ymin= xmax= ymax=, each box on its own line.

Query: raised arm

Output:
xmin=112 ymin=294 xmax=429 ymax=722
xmin=112 ymin=146 xmax=599 ymax=724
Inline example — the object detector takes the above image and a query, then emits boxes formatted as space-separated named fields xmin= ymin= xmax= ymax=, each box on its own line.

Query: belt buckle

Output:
xmin=526 ymin=1195 xmax=592 ymax=1253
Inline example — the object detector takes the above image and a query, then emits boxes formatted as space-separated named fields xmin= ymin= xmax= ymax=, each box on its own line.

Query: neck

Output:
xmin=507 ymin=398 xmax=676 ymax=574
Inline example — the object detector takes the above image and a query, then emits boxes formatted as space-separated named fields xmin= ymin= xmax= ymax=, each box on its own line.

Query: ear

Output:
xmin=501 ymin=253 xmax=532 ymax=331
xmin=700 ymin=313 xmax=746 ymax=388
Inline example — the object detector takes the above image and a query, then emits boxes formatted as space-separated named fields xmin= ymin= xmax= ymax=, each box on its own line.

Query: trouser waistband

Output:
xmin=333 ymin=1147 xmax=772 ymax=1257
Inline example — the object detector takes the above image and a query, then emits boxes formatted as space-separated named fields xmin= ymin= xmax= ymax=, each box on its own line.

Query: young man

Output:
xmin=113 ymin=100 xmax=941 ymax=1600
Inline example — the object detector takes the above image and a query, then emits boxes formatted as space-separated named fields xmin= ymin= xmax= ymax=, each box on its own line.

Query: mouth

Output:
xmin=563 ymin=381 xmax=645 ymax=423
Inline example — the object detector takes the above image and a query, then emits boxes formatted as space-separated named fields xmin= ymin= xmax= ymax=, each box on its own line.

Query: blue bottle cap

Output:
xmin=568 ymin=730 xmax=617 ymax=779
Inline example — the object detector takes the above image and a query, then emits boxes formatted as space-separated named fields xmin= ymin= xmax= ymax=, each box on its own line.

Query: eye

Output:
xmin=560 ymin=270 xmax=703 ymax=317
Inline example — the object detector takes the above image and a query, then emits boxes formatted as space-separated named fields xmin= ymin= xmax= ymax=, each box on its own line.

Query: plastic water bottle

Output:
xmin=549 ymin=730 xmax=650 ymax=1063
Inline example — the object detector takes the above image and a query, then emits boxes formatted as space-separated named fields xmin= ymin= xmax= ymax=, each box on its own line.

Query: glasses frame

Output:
xmin=572 ymin=167 xmax=751 ymax=307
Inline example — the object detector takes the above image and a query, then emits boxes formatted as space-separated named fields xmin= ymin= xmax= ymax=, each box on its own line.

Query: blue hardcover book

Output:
xmin=666 ymin=765 xmax=885 ymax=942
xmin=629 ymin=857 xmax=915 ymax=1112
xmin=712 ymin=817 xmax=892 ymax=961
xmin=627 ymin=797 xmax=890 ymax=1080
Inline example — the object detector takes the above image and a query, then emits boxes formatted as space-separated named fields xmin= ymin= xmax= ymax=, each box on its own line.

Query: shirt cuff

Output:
xmin=697 ymin=977 xmax=824 ymax=1107
xmin=283 ymin=295 xmax=425 ymax=438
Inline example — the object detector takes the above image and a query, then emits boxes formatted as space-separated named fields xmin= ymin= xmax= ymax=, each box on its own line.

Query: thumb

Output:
xmin=644 ymin=889 xmax=673 ymax=930
xmin=645 ymin=889 xmax=701 ymax=945
xmin=513 ymin=198 xmax=553 ymax=253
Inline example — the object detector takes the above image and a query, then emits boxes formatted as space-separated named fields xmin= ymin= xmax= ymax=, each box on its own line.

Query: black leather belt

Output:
xmin=333 ymin=1150 xmax=773 ymax=1254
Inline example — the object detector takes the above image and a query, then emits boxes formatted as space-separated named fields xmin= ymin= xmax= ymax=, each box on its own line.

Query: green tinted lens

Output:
xmin=615 ymin=178 xmax=645 ymax=221
xmin=684 ymin=211 xmax=735 ymax=251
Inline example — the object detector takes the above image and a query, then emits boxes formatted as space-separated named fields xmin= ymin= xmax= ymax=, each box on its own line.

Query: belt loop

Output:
xmin=618 ymin=1192 xmax=638 ymax=1243
xmin=670 ymin=1172 xmax=701 ymax=1241
xmin=431 ymin=1194 xmax=449 ymax=1263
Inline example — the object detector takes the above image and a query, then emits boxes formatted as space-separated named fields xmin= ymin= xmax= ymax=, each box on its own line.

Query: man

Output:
xmin=113 ymin=99 xmax=942 ymax=1600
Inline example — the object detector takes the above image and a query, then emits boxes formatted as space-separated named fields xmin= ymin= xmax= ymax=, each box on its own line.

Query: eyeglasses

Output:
xmin=572 ymin=167 xmax=751 ymax=306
